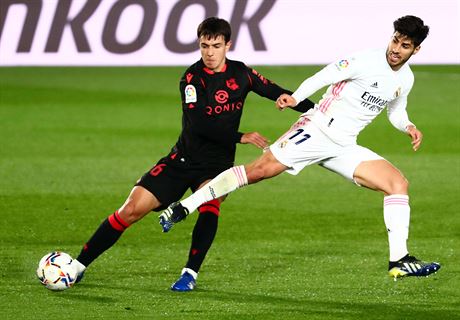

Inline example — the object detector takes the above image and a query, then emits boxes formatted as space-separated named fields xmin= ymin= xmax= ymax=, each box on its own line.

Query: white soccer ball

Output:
xmin=36 ymin=251 xmax=77 ymax=291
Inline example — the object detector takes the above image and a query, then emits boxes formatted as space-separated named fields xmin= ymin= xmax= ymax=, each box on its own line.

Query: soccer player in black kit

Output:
xmin=71 ymin=17 xmax=314 ymax=291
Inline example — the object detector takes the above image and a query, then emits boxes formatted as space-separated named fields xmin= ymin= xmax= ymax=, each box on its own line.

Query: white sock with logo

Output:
xmin=181 ymin=165 xmax=248 ymax=213
xmin=383 ymin=194 xmax=410 ymax=262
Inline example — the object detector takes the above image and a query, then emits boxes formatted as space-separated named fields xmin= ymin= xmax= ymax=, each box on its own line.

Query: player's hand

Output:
xmin=241 ymin=132 xmax=269 ymax=149
xmin=406 ymin=125 xmax=423 ymax=151
xmin=276 ymin=94 xmax=297 ymax=111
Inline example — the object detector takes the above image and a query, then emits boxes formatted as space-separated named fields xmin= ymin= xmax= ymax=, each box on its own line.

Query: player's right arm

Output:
xmin=244 ymin=65 xmax=315 ymax=113
xmin=239 ymin=132 xmax=269 ymax=149
xmin=286 ymin=55 xmax=362 ymax=107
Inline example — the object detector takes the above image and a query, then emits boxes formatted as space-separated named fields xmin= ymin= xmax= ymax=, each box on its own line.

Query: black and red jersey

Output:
xmin=173 ymin=58 xmax=313 ymax=168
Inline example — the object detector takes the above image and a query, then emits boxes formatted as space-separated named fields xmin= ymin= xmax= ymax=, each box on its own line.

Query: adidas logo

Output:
xmin=371 ymin=82 xmax=378 ymax=88
xmin=403 ymin=262 xmax=422 ymax=273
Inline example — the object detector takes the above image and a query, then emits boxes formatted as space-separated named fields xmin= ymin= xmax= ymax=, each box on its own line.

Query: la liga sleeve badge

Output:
xmin=185 ymin=84 xmax=197 ymax=103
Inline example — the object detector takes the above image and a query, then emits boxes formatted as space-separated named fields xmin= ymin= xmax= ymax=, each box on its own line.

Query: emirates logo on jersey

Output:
xmin=226 ymin=78 xmax=239 ymax=90
xmin=215 ymin=90 xmax=229 ymax=104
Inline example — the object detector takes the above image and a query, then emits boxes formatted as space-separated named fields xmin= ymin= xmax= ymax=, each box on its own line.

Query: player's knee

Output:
xmin=246 ymin=165 xmax=266 ymax=183
xmin=118 ymin=201 xmax=143 ymax=224
xmin=387 ymin=177 xmax=409 ymax=195
xmin=246 ymin=158 xmax=282 ymax=183
xmin=246 ymin=151 xmax=285 ymax=184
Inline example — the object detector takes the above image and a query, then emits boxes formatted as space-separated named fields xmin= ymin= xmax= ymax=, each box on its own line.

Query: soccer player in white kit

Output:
xmin=160 ymin=15 xmax=440 ymax=279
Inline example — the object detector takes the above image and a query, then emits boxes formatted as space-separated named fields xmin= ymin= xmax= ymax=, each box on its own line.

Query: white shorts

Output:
xmin=269 ymin=117 xmax=383 ymax=184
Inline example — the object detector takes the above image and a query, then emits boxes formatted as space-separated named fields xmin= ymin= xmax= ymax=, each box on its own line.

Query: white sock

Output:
xmin=181 ymin=165 xmax=248 ymax=213
xmin=182 ymin=268 xmax=198 ymax=280
xmin=383 ymin=194 xmax=410 ymax=261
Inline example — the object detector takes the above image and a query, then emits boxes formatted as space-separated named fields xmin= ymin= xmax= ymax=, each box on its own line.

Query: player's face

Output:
xmin=386 ymin=32 xmax=420 ymax=71
xmin=199 ymin=35 xmax=231 ymax=72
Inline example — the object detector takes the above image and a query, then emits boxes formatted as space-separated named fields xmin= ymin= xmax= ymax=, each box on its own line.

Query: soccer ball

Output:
xmin=36 ymin=251 xmax=77 ymax=291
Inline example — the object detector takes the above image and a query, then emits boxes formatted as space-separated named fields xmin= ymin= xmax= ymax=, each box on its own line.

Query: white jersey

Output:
xmin=292 ymin=48 xmax=415 ymax=146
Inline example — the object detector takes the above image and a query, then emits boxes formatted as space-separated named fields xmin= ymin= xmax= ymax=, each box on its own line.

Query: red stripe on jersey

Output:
xmin=203 ymin=67 xmax=214 ymax=74
xmin=320 ymin=81 xmax=346 ymax=113
xmin=247 ymin=72 xmax=253 ymax=87
xmin=319 ymin=97 xmax=333 ymax=113
xmin=186 ymin=73 xmax=193 ymax=83
xmin=333 ymin=80 xmax=346 ymax=96
xmin=203 ymin=64 xmax=227 ymax=74
xmin=323 ymin=81 xmax=346 ymax=111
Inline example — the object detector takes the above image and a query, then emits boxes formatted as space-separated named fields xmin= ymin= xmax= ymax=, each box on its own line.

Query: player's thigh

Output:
xmin=269 ymin=121 xmax=335 ymax=176
xmin=244 ymin=150 xmax=288 ymax=182
xmin=136 ymin=158 xmax=193 ymax=211
xmin=118 ymin=186 xmax=160 ymax=223
xmin=353 ymin=159 xmax=408 ymax=195
xmin=320 ymin=145 xmax=383 ymax=185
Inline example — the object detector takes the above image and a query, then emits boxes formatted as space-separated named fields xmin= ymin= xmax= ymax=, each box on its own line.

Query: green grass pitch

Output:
xmin=0 ymin=65 xmax=459 ymax=319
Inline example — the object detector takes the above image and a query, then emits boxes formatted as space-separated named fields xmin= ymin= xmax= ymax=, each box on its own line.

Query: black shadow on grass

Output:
xmin=146 ymin=288 xmax=459 ymax=319
xmin=54 ymin=292 xmax=118 ymax=304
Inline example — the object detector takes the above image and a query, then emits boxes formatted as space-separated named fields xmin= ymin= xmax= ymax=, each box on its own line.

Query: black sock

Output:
xmin=185 ymin=212 xmax=218 ymax=272
xmin=77 ymin=218 xmax=124 ymax=267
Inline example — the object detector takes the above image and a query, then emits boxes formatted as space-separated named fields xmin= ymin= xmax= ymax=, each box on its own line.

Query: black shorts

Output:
xmin=136 ymin=150 xmax=232 ymax=211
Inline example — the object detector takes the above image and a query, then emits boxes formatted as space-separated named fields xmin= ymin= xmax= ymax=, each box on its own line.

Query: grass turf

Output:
xmin=0 ymin=65 xmax=459 ymax=319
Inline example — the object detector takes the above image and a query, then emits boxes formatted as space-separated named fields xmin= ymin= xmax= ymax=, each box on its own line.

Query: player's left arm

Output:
xmin=387 ymin=86 xmax=422 ymax=151
xmin=277 ymin=54 xmax=362 ymax=110
xmin=240 ymin=131 xmax=269 ymax=149
xmin=406 ymin=124 xmax=423 ymax=151
xmin=246 ymin=67 xmax=315 ymax=113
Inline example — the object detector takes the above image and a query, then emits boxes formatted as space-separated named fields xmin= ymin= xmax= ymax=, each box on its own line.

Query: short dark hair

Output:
xmin=393 ymin=15 xmax=429 ymax=47
xmin=197 ymin=17 xmax=231 ymax=43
